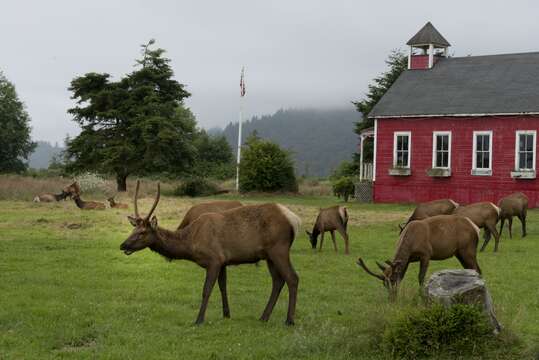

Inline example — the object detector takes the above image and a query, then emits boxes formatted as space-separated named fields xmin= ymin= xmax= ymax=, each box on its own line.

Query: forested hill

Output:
xmin=222 ymin=108 xmax=359 ymax=177
xmin=28 ymin=141 xmax=63 ymax=169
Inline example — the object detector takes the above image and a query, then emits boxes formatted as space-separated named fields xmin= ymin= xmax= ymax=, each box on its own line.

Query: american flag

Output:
xmin=240 ymin=67 xmax=246 ymax=97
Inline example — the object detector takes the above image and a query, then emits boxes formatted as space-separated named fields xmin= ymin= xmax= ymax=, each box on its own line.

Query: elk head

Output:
xmin=357 ymin=257 xmax=404 ymax=300
xmin=120 ymin=181 xmax=161 ymax=255
xmin=305 ymin=231 xmax=317 ymax=249
xmin=64 ymin=181 xmax=81 ymax=199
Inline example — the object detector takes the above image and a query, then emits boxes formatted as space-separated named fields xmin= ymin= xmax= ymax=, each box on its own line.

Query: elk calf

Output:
xmin=108 ymin=197 xmax=128 ymax=209
xmin=177 ymin=200 xmax=243 ymax=230
xmin=400 ymin=199 xmax=459 ymax=232
xmin=358 ymin=215 xmax=481 ymax=299
xmin=306 ymin=206 xmax=349 ymax=254
xmin=120 ymin=182 xmax=301 ymax=325
xmin=454 ymin=202 xmax=501 ymax=252
xmin=72 ymin=194 xmax=106 ymax=210
xmin=498 ymin=192 xmax=528 ymax=238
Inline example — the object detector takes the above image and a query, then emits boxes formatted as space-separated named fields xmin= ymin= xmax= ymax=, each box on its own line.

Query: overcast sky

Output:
xmin=2 ymin=0 xmax=539 ymax=144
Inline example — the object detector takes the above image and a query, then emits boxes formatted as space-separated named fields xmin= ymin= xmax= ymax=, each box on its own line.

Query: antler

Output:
xmin=145 ymin=183 xmax=160 ymax=221
xmin=357 ymin=258 xmax=385 ymax=281
xmin=134 ymin=180 xmax=140 ymax=218
xmin=376 ymin=261 xmax=388 ymax=272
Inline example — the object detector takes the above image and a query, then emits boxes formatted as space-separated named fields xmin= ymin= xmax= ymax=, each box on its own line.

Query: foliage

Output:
xmin=332 ymin=176 xmax=355 ymax=202
xmin=65 ymin=40 xmax=194 ymax=191
xmin=191 ymin=131 xmax=234 ymax=180
xmin=330 ymin=160 xmax=358 ymax=181
xmin=353 ymin=49 xmax=407 ymax=161
xmin=74 ymin=172 xmax=109 ymax=193
xmin=0 ymin=71 xmax=36 ymax=173
xmin=173 ymin=177 xmax=221 ymax=197
xmin=239 ymin=134 xmax=298 ymax=193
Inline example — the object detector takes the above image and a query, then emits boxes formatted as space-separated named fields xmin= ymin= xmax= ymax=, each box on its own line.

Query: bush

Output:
xmin=330 ymin=160 xmax=358 ymax=181
xmin=173 ymin=178 xmax=220 ymax=197
xmin=332 ymin=177 xmax=355 ymax=202
xmin=383 ymin=304 xmax=495 ymax=359
xmin=239 ymin=135 xmax=298 ymax=193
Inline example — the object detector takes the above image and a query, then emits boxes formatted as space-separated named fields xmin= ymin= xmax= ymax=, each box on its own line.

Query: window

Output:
xmin=472 ymin=131 xmax=492 ymax=175
xmin=515 ymin=130 xmax=536 ymax=171
xmin=432 ymin=132 xmax=451 ymax=169
xmin=393 ymin=132 xmax=411 ymax=168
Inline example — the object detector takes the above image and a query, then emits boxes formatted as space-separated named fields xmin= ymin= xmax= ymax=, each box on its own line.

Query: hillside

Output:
xmin=222 ymin=108 xmax=359 ymax=177
xmin=28 ymin=141 xmax=63 ymax=169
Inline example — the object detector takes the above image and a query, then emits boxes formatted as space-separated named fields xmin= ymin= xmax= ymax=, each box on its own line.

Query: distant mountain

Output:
xmin=222 ymin=108 xmax=360 ymax=177
xmin=28 ymin=141 xmax=63 ymax=169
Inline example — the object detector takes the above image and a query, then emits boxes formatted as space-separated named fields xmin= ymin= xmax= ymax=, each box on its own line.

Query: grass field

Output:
xmin=1 ymin=193 xmax=538 ymax=359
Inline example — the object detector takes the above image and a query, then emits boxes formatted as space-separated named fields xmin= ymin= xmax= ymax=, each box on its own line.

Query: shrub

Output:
xmin=173 ymin=178 xmax=220 ymax=197
xmin=239 ymin=135 xmax=298 ymax=193
xmin=383 ymin=304 xmax=495 ymax=359
xmin=332 ymin=177 xmax=355 ymax=202
xmin=330 ymin=160 xmax=358 ymax=181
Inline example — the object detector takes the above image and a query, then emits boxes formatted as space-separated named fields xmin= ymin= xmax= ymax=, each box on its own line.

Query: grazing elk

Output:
xmin=72 ymin=194 xmax=106 ymax=210
xmin=454 ymin=202 xmax=501 ymax=252
xmin=358 ymin=215 xmax=481 ymax=299
xmin=177 ymin=200 xmax=243 ymax=230
xmin=120 ymin=181 xmax=301 ymax=325
xmin=399 ymin=199 xmax=459 ymax=233
xmin=33 ymin=191 xmax=69 ymax=202
xmin=107 ymin=196 xmax=128 ymax=209
xmin=498 ymin=192 xmax=528 ymax=239
xmin=306 ymin=206 xmax=350 ymax=254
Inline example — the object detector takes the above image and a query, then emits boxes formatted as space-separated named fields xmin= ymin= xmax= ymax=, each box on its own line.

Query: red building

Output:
xmin=370 ymin=22 xmax=539 ymax=207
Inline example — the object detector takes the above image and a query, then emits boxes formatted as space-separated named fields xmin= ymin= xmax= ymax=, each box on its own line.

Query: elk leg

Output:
xmin=336 ymin=225 xmax=350 ymax=255
xmin=456 ymin=253 xmax=481 ymax=275
xmin=508 ymin=217 xmax=513 ymax=239
xmin=195 ymin=265 xmax=220 ymax=325
xmin=499 ymin=218 xmax=505 ymax=236
xmin=488 ymin=223 xmax=501 ymax=252
xmin=260 ymin=260 xmax=285 ymax=322
xmin=418 ymin=258 xmax=429 ymax=286
xmin=270 ymin=252 xmax=299 ymax=326
xmin=480 ymin=228 xmax=491 ymax=252
xmin=520 ymin=211 xmax=527 ymax=237
xmin=218 ymin=266 xmax=230 ymax=318
xmin=330 ymin=231 xmax=337 ymax=252
xmin=318 ymin=231 xmax=325 ymax=252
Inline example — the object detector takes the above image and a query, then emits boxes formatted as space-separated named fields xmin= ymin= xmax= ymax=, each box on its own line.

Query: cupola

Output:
xmin=407 ymin=22 xmax=450 ymax=70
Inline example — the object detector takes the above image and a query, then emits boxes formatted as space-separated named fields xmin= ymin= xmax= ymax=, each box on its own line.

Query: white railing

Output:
xmin=359 ymin=163 xmax=373 ymax=181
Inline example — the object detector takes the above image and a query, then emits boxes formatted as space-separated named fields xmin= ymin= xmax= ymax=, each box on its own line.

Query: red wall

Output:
xmin=374 ymin=116 xmax=539 ymax=207
xmin=409 ymin=55 xmax=442 ymax=70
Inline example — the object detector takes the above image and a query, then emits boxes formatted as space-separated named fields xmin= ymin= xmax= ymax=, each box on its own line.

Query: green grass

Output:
xmin=0 ymin=195 xmax=538 ymax=359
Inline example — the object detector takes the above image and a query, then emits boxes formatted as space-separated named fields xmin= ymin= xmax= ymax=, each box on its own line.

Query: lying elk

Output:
xmin=72 ymin=194 xmax=106 ymax=210
xmin=399 ymin=199 xmax=459 ymax=233
xmin=63 ymin=181 xmax=81 ymax=198
xmin=306 ymin=206 xmax=349 ymax=254
xmin=120 ymin=181 xmax=301 ymax=325
xmin=498 ymin=192 xmax=528 ymax=239
xmin=33 ymin=191 xmax=69 ymax=203
xmin=107 ymin=196 xmax=128 ymax=209
xmin=358 ymin=215 xmax=481 ymax=299
xmin=177 ymin=200 xmax=243 ymax=230
xmin=454 ymin=202 xmax=500 ymax=252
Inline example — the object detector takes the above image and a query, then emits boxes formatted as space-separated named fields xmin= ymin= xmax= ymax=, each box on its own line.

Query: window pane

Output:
xmin=526 ymin=153 xmax=533 ymax=169
xmin=436 ymin=152 xmax=442 ymax=167
xmin=402 ymin=136 xmax=408 ymax=151
xmin=519 ymin=134 xmax=526 ymax=152
xmin=403 ymin=151 xmax=409 ymax=167
xmin=443 ymin=152 xmax=449 ymax=167
xmin=476 ymin=153 xmax=482 ymax=168
xmin=476 ymin=136 xmax=482 ymax=151
xmin=526 ymin=135 xmax=533 ymax=151
xmin=436 ymin=136 xmax=442 ymax=151
xmin=442 ymin=135 xmax=448 ymax=150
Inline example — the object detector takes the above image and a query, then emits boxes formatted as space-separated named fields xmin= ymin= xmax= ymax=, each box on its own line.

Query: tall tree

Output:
xmin=353 ymin=49 xmax=407 ymax=161
xmin=66 ymin=40 xmax=194 ymax=191
xmin=0 ymin=72 xmax=36 ymax=173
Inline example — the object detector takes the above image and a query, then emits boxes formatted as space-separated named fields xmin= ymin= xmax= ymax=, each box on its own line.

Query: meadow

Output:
xmin=1 ymin=185 xmax=538 ymax=359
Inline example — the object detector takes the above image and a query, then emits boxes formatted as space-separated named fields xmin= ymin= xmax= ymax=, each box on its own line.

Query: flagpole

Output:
xmin=235 ymin=67 xmax=245 ymax=192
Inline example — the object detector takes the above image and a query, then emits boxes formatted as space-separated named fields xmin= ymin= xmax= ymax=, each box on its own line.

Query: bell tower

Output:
xmin=407 ymin=22 xmax=450 ymax=70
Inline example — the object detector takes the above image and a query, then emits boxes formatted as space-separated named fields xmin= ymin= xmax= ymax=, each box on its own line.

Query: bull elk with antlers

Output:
xmin=120 ymin=181 xmax=301 ymax=325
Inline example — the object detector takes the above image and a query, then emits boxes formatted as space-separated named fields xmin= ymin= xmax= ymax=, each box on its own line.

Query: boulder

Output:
xmin=425 ymin=269 xmax=502 ymax=334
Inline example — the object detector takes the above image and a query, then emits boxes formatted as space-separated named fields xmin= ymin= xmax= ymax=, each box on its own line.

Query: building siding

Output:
xmin=374 ymin=116 xmax=539 ymax=207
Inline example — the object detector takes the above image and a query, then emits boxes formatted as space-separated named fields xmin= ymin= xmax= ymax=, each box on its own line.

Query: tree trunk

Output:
xmin=116 ymin=174 xmax=128 ymax=192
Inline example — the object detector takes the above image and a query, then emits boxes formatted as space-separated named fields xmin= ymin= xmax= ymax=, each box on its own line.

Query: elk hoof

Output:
xmin=194 ymin=319 xmax=205 ymax=326
xmin=285 ymin=319 xmax=295 ymax=326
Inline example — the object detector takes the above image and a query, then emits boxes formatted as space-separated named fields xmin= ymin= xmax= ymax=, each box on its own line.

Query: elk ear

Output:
xmin=127 ymin=216 xmax=138 ymax=227
xmin=150 ymin=216 xmax=158 ymax=230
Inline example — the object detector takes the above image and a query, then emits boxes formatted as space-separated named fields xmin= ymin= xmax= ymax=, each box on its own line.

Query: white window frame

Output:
xmin=515 ymin=130 xmax=536 ymax=171
xmin=432 ymin=131 xmax=451 ymax=169
xmin=393 ymin=131 xmax=411 ymax=168
xmin=472 ymin=130 xmax=493 ymax=176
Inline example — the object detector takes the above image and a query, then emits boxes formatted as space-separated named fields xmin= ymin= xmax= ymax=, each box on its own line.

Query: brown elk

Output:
xmin=399 ymin=199 xmax=459 ymax=233
xmin=358 ymin=215 xmax=481 ymax=299
xmin=107 ymin=196 xmax=129 ymax=209
xmin=33 ymin=191 xmax=69 ymax=202
xmin=72 ymin=194 xmax=106 ymax=210
xmin=63 ymin=181 xmax=81 ymax=198
xmin=454 ymin=202 xmax=501 ymax=252
xmin=306 ymin=206 xmax=349 ymax=254
xmin=177 ymin=200 xmax=243 ymax=230
xmin=120 ymin=181 xmax=301 ymax=325
xmin=498 ymin=192 xmax=528 ymax=238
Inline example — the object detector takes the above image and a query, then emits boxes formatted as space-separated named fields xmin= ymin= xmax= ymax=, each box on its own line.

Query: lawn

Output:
xmin=0 ymin=194 xmax=538 ymax=359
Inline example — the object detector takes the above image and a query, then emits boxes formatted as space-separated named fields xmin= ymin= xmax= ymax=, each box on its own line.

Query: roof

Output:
xmin=368 ymin=52 xmax=539 ymax=118
xmin=406 ymin=22 xmax=450 ymax=47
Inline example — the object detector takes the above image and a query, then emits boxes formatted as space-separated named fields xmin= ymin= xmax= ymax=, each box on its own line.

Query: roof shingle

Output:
xmin=406 ymin=22 xmax=450 ymax=47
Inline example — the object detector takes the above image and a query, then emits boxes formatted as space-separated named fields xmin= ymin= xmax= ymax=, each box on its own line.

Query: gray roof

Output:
xmin=407 ymin=22 xmax=450 ymax=47
xmin=368 ymin=52 xmax=539 ymax=118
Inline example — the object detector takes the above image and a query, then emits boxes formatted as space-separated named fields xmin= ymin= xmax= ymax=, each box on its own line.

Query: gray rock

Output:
xmin=425 ymin=269 xmax=502 ymax=334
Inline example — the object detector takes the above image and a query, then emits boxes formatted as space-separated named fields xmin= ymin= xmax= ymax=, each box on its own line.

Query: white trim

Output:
xmin=472 ymin=130 xmax=493 ymax=175
xmin=428 ymin=44 xmax=434 ymax=68
xmin=432 ymin=131 xmax=452 ymax=169
xmin=407 ymin=46 xmax=412 ymax=70
xmin=393 ymin=131 xmax=411 ymax=169
xmin=371 ymin=112 xmax=539 ymax=119
xmin=515 ymin=130 xmax=537 ymax=171
xmin=373 ymin=119 xmax=377 ymax=182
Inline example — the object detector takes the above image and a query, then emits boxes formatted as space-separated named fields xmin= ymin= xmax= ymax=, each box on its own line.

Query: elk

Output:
xmin=454 ymin=202 xmax=501 ymax=252
xmin=63 ymin=181 xmax=81 ymax=198
xmin=177 ymin=200 xmax=243 ymax=230
xmin=107 ymin=196 xmax=129 ymax=209
xmin=71 ymin=194 xmax=106 ymax=210
xmin=498 ymin=192 xmax=528 ymax=238
xmin=305 ymin=206 xmax=349 ymax=254
xmin=120 ymin=181 xmax=301 ymax=325
xmin=33 ymin=191 xmax=69 ymax=202
xmin=358 ymin=215 xmax=481 ymax=299
xmin=399 ymin=199 xmax=459 ymax=233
